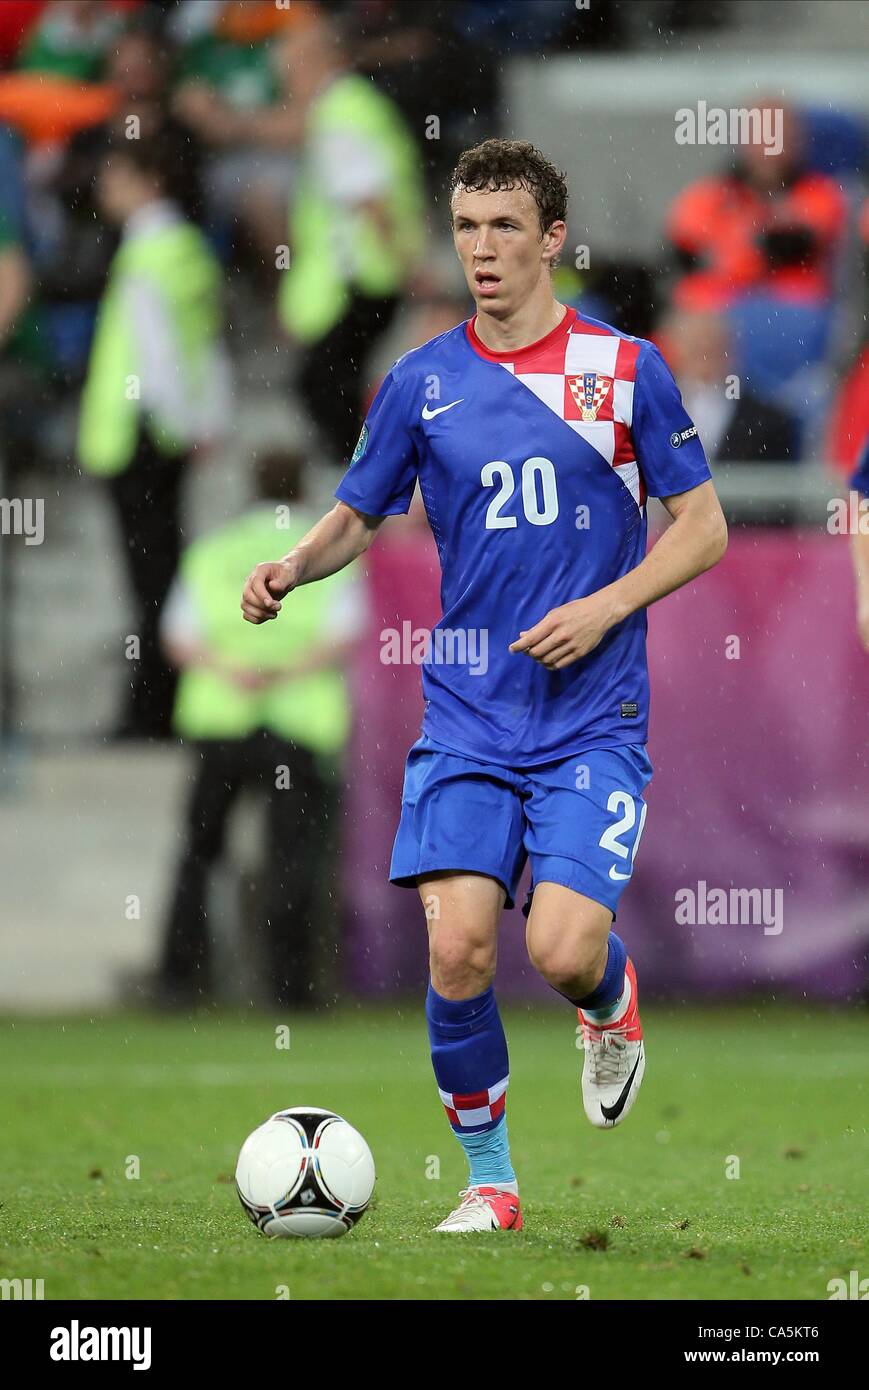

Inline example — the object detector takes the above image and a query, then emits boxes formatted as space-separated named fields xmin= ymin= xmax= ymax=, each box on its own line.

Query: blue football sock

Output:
xmin=573 ymin=931 xmax=628 ymax=1018
xmin=426 ymin=982 xmax=516 ymax=1189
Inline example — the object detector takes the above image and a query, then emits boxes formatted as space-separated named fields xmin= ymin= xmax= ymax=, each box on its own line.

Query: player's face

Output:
xmin=451 ymin=185 xmax=557 ymax=314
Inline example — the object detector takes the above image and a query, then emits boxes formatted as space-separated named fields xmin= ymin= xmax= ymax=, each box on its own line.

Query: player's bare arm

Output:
xmin=510 ymin=480 xmax=727 ymax=669
xmin=240 ymin=501 xmax=383 ymax=624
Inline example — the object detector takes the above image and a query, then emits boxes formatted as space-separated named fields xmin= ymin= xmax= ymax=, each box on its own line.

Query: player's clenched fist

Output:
xmin=240 ymin=558 xmax=299 ymax=623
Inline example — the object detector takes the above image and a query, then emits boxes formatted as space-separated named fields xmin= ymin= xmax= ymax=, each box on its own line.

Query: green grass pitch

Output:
xmin=1 ymin=1004 xmax=865 ymax=1301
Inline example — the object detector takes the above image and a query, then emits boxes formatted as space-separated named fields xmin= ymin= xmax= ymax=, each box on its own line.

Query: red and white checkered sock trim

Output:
xmin=438 ymin=1074 xmax=509 ymax=1130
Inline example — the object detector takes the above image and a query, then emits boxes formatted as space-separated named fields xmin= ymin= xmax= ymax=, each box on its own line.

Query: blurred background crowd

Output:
xmin=0 ymin=0 xmax=865 ymax=1014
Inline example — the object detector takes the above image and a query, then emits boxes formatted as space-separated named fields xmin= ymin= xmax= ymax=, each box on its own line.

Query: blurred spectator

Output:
xmin=177 ymin=5 xmax=428 ymax=462
xmin=658 ymin=307 xmax=798 ymax=464
xmin=36 ymin=20 xmax=204 ymax=385
xmin=171 ymin=0 xmax=298 ymax=89
xmin=667 ymin=103 xmax=847 ymax=311
xmin=0 ymin=4 xmax=168 ymax=155
xmin=152 ymin=446 xmax=363 ymax=1009
xmin=334 ymin=0 xmax=499 ymax=194
xmin=77 ymin=132 xmax=231 ymax=739
xmin=57 ymin=20 xmax=203 ymax=224
xmin=0 ymin=0 xmax=145 ymax=151
xmin=276 ymin=9 xmax=427 ymax=463
xmin=15 ymin=0 xmax=124 ymax=78
xmin=170 ymin=0 xmax=314 ymax=269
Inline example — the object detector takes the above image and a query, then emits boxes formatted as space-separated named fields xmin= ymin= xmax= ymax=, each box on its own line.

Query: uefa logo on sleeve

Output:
xmin=670 ymin=425 xmax=698 ymax=449
xmin=351 ymin=423 xmax=369 ymax=465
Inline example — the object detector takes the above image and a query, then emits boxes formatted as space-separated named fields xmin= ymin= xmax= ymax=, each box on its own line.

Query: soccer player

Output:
xmin=241 ymin=140 xmax=728 ymax=1232
xmin=851 ymin=436 xmax=869 ymax=651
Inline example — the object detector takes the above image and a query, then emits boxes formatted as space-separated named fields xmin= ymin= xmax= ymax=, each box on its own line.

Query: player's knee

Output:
xmin=527 ymin=931 xmax=601 ymax=994
xmin=428 ymin=925 xmax=495 ymax=996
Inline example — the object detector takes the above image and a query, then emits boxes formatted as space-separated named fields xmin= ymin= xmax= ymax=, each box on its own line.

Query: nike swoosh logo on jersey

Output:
xmin=600 ymin=1048 xmax=643 ymax=1123
xmin=421 ymin=399 xmax=464 ymax=419
xmin=609 ymin=864 xmax=632 ymax=881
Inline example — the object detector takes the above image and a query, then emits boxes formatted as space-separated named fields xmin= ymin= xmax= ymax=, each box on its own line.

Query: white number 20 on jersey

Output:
xmin=481 ymin=457 xmax=559 ymax=528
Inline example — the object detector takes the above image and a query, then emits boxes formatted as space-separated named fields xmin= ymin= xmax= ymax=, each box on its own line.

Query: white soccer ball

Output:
xmin=235 ymin=1107 xmax=376 ymax=1238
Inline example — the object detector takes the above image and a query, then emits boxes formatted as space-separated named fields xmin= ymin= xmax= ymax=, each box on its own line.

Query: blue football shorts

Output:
xmin=390 ymin=734 xmax=653 ymax=916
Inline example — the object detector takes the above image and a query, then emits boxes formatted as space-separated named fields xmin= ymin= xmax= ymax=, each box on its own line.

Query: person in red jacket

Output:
xmin=667 ymin=102 xmax=847 ymax=311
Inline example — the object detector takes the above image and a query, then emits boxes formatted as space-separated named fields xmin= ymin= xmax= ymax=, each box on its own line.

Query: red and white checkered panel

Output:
xmin=438 ymin=1075 xmax=509 ymax=1130
xmin=496 ymin=320 xmax=646 ymax=510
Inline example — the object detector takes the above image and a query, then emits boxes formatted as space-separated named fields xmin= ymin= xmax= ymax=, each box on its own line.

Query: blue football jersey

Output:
xmin=336 ymin=306 xmax=712 ymax=766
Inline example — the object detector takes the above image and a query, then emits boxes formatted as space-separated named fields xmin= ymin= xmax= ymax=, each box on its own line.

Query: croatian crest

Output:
xmin=568 ymin=372 xmax=613 ymax=422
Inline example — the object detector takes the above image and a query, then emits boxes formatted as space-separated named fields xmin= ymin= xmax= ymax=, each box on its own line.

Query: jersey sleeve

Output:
xmin=850 ymin=435 xmax=869 ymax=497
xmin=632 ymin=342 xmax=713 ymax=498
xmin=335 ymin=366 xmax=419 ymax=517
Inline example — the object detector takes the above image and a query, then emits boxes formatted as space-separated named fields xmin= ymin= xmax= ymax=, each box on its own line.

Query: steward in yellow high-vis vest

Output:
xmin=79 ymin=134 xmax=230 ymax=739
xmin=278 ymin=70 xmax=425 ymax=347
xmin=168 ymin=505 xmax=355 ymax=754
xmin=78 ymin=207 xmax=226 ymax=477
xmin=275 ymin=11 xmax=427 ymax=464
xmin=154 ymin=447 xmax=361 ymax=1010
xmin=78 ymin=202 xmax=225 ymax=478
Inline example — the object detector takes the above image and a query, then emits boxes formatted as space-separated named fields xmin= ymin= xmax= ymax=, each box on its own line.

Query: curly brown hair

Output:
xmin=448 ymin=139 xmax=569 ymax=267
